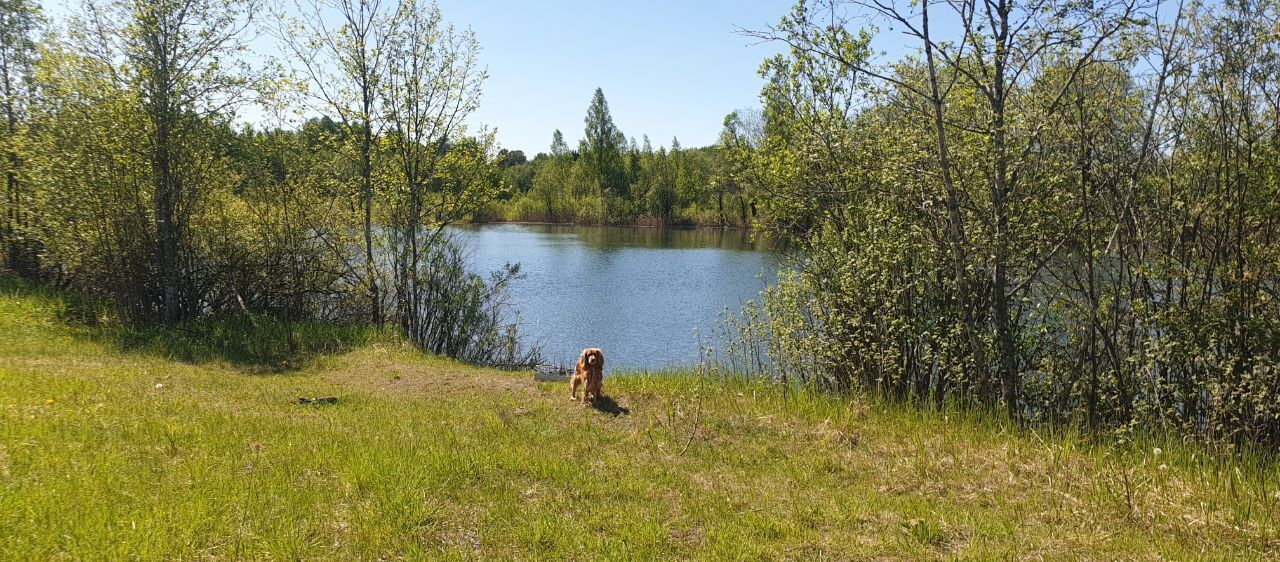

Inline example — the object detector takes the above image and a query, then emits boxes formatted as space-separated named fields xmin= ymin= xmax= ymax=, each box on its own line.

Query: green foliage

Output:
xmin=1 ymin=0 xmax=530 ymax=367
xmin=0 ymin=0 xmax=41 ymax=276
xmin=727 ymin=0 xmax=1280 ymax=446
xmin=495 ymin=100 xmax=761 ymax=227
xmin=581 ymin=87 xmax=627 ymax=199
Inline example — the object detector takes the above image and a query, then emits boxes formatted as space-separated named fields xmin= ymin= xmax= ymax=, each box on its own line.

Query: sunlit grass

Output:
xmin=1 ymin=276 xmax=1277 ymax=559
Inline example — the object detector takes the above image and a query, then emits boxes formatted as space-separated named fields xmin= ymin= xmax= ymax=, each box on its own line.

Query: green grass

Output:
xmin=1 ymin=276 xmax=1278 ymax=560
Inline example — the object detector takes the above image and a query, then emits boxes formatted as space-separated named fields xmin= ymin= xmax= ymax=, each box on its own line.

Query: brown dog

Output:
xmin=570 ymin=347 xmax=604 ymax=403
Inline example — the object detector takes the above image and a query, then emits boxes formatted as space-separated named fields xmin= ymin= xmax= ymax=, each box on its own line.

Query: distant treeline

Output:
xmin=479 ymin=88 xmax=760 ymax=228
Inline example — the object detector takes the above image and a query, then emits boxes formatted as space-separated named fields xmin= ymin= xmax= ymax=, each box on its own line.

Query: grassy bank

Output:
xmin=1 ymin=277 xmax=1277 ymax=560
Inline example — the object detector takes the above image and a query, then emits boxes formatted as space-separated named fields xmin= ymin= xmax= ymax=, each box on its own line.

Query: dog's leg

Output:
xmin=570 ymin=375 xmax=581 ymax=401
xmin=587 ymin=374 xmax=601 ymax=402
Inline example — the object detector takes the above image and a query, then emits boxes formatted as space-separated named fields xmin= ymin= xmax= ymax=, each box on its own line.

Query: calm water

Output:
xmin=454 ymin=224 xmax=780 ymax=372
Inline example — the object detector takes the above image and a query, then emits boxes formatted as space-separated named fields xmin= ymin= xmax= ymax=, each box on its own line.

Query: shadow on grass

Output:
xmin=110 ymin=316 xmax=390 ymax=373
xmin=2 ymin=273 xmax=389 ymax=372
xmin=590 ymin=395 xmax=631 ymax=416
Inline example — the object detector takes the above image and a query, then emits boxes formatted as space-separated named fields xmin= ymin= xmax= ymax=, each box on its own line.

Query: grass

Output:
xmin=1 ymin=276 xmax=1278 ymax=560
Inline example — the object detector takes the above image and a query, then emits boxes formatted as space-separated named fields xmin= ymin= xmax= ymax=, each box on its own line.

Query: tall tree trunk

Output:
xmin=717 ymin=190 xmax=726 ymax=227
xmin=148 ymin=21 xmax=182 ymax=325
xmin=155 ymin=117 xmax=180 ymax=324
xmin=362 ymin=100 xmax=381 ymax=325
xmin=922 ymin=0 xmax=988 ymax=402
xmin=990 ymin=0 xmax=1020 ymax=418
xmin=4 ymin=81 xmax=17 ymax=273
xmin=2 ymin=45 xmax=31 ymax=275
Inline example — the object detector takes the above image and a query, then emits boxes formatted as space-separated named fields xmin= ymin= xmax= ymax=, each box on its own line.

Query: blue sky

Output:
xmin=40 ymin=0 xmax=794 ymax=155
xmin=34 ymin=1 xmax=1188 ymax=154
xmin=426 ymin=0 xmax=794 ymax=154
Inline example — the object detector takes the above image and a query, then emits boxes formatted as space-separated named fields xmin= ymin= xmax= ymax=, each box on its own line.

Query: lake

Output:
xmin=454 ymin=224 xmax=780 ymax=372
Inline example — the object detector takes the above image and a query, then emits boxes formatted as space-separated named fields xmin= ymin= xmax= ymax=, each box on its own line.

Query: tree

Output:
xmin=381 ymin=0 xmax=491 ymax=346
xmin=0 ymin=0 xmax=40 ymax=275
xmin=715 ymin=109 xmax=762 ymax=227
xmin=279 ymin=0 xmax=397 ymax=325
xmin=648 ymin=146 xmax=676 ymax=220
xmin=75 ymin=0 xmax=257 ymax=324
xmin=581 ymin=87 xmax=625 ymax=199
xmin=496 ymin=149 xmax=526 ymax=169
xmin=550 ymin=128 xmax=569 ymax=157
xmin=747 ymin=0 xmax=1143 ymax=415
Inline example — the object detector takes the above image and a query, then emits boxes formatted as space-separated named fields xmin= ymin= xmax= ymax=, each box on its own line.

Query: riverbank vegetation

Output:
xmin=0 ymin=0 xmax=535 ymax=365
xmin=3 ymin=276 xmax=1277 ymax=559
xmin=718 ymin=0 xmax=1280 ymax=447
